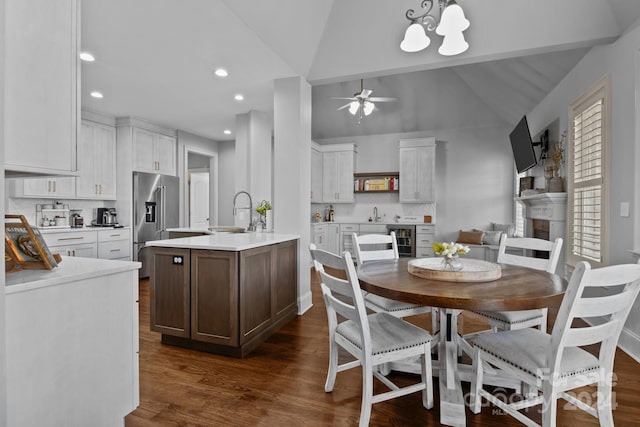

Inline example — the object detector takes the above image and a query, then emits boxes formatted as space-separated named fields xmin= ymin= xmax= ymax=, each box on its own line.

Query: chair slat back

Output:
xmin=549 ymin=261 xmax=640 ymax=373
xmin=352 ymin=231 xmax=399 ymax=264
xmin=310 ymin=244 xmax=370 ymax=334
xmin=497 ymin=235 xmax=563 ymax=273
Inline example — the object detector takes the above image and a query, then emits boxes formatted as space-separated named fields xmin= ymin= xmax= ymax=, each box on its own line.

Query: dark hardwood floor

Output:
xmin=126 ymin=270 xmax=640 ymax=426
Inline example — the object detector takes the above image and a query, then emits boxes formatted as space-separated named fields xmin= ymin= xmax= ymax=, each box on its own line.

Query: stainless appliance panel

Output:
xmin=133 ymin=172 xmax=180 ymax=278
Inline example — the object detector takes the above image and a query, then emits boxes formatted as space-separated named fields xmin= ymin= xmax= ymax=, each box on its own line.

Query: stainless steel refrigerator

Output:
xmin=133 ymin=172 xmax=180 ymax=278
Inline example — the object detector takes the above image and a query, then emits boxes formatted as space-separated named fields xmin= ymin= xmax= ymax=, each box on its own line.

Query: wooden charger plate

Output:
xmin=408 ymin=258 xmax=502 ymax=282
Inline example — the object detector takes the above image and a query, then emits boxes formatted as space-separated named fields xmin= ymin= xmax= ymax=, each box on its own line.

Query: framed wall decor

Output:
xmin=518 ymin=176 xmax=535 ymax=197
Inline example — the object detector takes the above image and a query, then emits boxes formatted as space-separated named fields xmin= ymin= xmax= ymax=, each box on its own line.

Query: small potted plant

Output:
xmin=256 ymin=200 xmax=272 ymax=231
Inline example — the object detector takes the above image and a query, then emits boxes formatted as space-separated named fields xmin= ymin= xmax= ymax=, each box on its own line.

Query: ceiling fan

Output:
xmin=332 ymin=79 xmax=396 ymax=120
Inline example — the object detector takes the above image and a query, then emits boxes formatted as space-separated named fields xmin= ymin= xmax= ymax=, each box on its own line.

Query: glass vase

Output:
xmin=441 ymin=256 xmax=463 ymax=272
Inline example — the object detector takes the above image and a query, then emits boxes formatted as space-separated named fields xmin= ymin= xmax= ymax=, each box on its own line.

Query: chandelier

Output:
xmin=400 ymin=0 xmax=470 ymax=56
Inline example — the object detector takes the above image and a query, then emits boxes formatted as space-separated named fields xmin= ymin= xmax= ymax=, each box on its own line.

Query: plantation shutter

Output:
xmin=568 ymin=76 xmax=609 ymax=268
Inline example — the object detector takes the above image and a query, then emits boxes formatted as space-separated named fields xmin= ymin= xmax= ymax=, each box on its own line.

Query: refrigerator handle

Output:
xmin=155 ymin=186 xmax=162 ymax=232
xmin=161 ymin=185 xmax=167 ymax=231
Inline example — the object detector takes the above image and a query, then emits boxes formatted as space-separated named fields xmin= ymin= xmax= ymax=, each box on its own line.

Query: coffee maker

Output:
xmin=94 ymin=208 xmax=118 ymax=226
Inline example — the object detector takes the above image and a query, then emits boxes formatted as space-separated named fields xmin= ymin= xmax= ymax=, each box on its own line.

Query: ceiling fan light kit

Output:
xmin=400 ymin=0 xmax=470 ymax=56
xmin=332 ymin=79 xmax=397 ymax=121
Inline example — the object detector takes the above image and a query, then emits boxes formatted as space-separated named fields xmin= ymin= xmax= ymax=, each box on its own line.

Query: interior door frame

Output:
xmin=182 ymin=146 xmax=218 ymax=228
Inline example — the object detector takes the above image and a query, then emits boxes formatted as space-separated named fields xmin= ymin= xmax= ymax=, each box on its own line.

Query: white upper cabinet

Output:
xmin=321 ymin=144 xmax=355 ymax=204
xmin=22 ymin=177 xmax=76 ymax=198
xmin=310 ymin=145 xmax=323 ymax=203
xmin=133 ymin=127 xmax=176 ymax=176
xmin=399 ymin=138 xmax=436 ymax=203
xmin=76 ymin=120 xmax=117 ymax=200
xmin=4 ymin=0 xmax=79 ymax=175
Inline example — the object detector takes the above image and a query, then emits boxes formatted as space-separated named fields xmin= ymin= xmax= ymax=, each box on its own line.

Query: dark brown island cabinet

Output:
xmin=149 ymin=238 xmax=298 ymax=357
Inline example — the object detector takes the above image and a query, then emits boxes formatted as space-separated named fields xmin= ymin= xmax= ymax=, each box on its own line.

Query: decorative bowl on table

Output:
xmin=408 ymin=258 xmax=502 ymax=282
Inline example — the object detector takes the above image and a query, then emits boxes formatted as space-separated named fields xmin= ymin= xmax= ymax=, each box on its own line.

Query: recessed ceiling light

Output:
xmin=234 ymin=94 xmax=244 ymax=101
xmin=223 ymin=129 xmax=232 ymax=135
xmin=214 ymin=68 xmax=228 ymax=77
xmin=90 ymin=91 xmax=103 ymax=99
xmin=79 ymin=52 xmax=95 ymax=62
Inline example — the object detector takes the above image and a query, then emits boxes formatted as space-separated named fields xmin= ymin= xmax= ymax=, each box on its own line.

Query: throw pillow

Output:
xmin=473 ymin=229 xmax=504 ymax=246
xmin=491 ymin=222 xmax=515 ymax=237
xmin=456 ymin=230 xmax=484 ymax=245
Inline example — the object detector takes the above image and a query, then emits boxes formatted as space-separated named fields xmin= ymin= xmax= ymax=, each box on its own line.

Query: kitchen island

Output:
xmin=5 ymin=257 xmax=141 ymax=426
xmin=145 ymin=232 xmax=299 ymax=357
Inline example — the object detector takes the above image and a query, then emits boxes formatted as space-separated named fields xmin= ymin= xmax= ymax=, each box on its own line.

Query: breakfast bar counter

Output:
xmin=146 ymin=233 xmax=299 ymax=357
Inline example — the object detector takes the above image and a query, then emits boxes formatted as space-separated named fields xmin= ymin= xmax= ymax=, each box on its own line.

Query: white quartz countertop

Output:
xmin=38 ymin=226 xmax=130 ymax=233
xmin=166 ymin=227 xmax=214 ymax=234
xmin=145 ymin=232 xmax=299 ymax=251
xmin=312 ymin=221 xmax=435 ymax=226
xmin=5 ymin=256 xmax=141 ymax=294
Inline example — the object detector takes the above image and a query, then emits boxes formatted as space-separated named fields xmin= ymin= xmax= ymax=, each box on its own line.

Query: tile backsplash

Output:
xmin=6 ymin=197 xmax=114 ymax=227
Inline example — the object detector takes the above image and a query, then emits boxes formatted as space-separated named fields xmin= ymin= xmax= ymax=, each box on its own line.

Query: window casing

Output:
xmin=567 ymin=75 xmax=610 ymax=268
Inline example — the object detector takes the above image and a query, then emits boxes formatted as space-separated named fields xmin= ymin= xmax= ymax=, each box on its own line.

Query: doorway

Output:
xmin=186 ymin=150 xmax=217 ymax=228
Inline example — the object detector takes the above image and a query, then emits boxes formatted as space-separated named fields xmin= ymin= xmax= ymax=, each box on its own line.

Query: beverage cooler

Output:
xmin=386 ymin=224 xmax=415 ymax=257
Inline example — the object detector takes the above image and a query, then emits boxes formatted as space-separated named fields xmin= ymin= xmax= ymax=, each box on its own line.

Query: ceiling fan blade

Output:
xmin=337 ymin=103 xmax=353 ymax=110
xmin=330 ymin=97 xmax=357 ymax=100
xmin=368 ymin=97 xmax=397 ymax=102
xmin=360 ymin=89 xmax=372 ymax=98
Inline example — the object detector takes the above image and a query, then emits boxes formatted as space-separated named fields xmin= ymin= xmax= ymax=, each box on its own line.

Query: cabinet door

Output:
xmin=95 ymin=124 xmax=117 ymax=199
xmin=240 ymin=246 xmax=275 ymax=344
xmin=400 ymin=145 xmax=435 ymax=203
xmin=76 ymin=121 xmax=96 ymax=198
xmin=191 ymin=250 xmax=238 ymax=345
xmin=336 ymin=151 xmax=354 ymax=202
xmin=4 ymin=0 xmax=78 ymax=174
xmin=326 ymin=224 xmax=340 ymax=254
xmin=132 ymin=128 xmax=156 ymax=173
xmin=155 ymin=134 xmax=176 ymax=176
xmin=22 ymin=177 xmax=75 ymax=198
xmin=48 ymin=243 xmax=97 ymax=258
xmin=310 ymin=148 xmax=323 ymax=202
xmin=322 ymin=152 xmax=339 ymax=202
xmin=150 ymin=247 xmax=191 ymax=338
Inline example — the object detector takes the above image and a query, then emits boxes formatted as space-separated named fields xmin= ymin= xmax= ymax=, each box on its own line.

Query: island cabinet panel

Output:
xmin=191 ymin=250 xmax=238 ymax=346
xmin=274 ymin=240 xmax=298 ymax=318
xmin=150 ymin=248 xmax=191 ymax=338
xmin=240 ymin=246 xmax=275 ymax=342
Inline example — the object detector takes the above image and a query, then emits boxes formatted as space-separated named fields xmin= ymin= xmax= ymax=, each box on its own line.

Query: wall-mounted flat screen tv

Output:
xmin=509 ymin=115 xmax=537 ymax=173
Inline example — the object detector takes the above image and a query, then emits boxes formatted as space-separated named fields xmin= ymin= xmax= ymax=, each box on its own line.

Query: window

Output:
xmin=567 ymin=75 xmax=610 ymax=268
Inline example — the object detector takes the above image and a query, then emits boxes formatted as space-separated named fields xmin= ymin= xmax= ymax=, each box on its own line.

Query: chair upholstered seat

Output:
xmin=473 ymin=309 xmax=545 ymax=325
xmin=365 ymin=294 xmax=429 ymax=315
xmin=337 ymin=311 xmax=432 ymax=355
xmin=472 ymin=328 xmax=599 ymax=380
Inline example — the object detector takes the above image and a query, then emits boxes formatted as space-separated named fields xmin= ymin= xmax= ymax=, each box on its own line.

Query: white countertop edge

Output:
xmin=37 ymin=226 xmax=130 ymax=234
xmin=165 ymin=227 xmax=214 ymax=234
xmin=6 ymin=257 xmax=141 ymax=294
xmin=311 ymin=221 xmax=435 ymax=226
xmin=145 ymin=233 xmax=299 ymax=251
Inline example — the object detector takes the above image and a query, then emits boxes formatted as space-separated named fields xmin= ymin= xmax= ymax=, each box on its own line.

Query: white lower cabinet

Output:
xmin=415 ymin=224 xmax=435 ymax=257
xmin=41 ymin=227 xmax=131 ymax=260
xmin=339 ymin=224 xmax=359 ymax=254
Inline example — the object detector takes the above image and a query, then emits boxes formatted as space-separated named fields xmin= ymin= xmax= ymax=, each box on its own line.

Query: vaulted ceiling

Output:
xmin=81 ymin=0 xmax=640 ymax=141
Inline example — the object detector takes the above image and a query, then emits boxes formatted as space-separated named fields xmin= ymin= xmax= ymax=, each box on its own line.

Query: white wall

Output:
xmin=315 ymin=125 xmax=514 ymax=241
xmin=527 ymin=20 xmax=640 ymax=359
xmin=218 ymin=141 xmax=235 ymax=226
xmin=0 ymin=0 xmax=8 ymax=420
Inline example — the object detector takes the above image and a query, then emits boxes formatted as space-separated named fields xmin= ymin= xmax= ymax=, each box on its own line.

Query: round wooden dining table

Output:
xmin=357 ymin=257 xmax=568 ymax=427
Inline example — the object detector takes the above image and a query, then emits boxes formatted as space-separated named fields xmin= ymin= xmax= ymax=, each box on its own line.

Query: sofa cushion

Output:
xmin=474 ymin=229 xmax=504 ymax=246
xmin=491 ymin=222 xmax=515 ymax=237
xmin=457 ymin=230 xmax=484 ymax=245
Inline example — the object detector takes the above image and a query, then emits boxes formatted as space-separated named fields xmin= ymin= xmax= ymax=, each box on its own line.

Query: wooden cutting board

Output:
xmin=408 ymin=258 xmax=502 ymax=282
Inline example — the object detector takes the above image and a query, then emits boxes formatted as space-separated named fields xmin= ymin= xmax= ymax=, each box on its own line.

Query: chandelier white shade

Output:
xmin=400 ymin=0 xmax=470 ymax=56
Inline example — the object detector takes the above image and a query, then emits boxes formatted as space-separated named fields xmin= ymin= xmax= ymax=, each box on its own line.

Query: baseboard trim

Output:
xmin=297 ymin=290 xmax=313 ymax=315
xmin=584 ymin=316 xmax=640 ymax=363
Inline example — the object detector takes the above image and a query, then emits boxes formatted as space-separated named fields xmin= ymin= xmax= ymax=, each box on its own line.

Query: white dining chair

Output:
xmin=352 ymin=232 xmax=438 ymax=332
xmin=472 ymin=235 xmax=563 ymax=332
xmin=309 ymin=244 xmax=433 ymax=427
xmin=470 ymin=260 xmax=640 ymax=427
